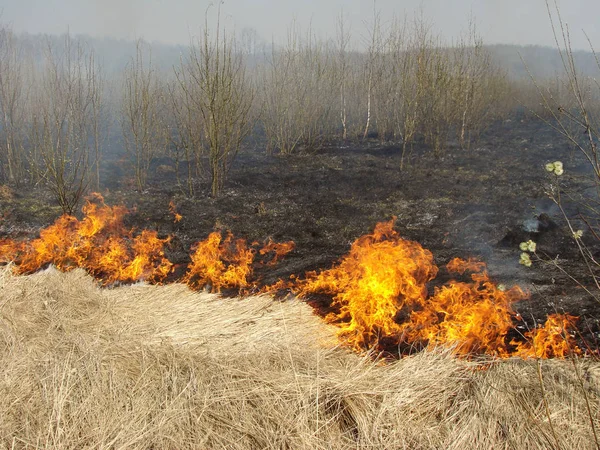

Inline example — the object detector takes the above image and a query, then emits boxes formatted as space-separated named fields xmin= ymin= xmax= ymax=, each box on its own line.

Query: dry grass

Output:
xmin=0 ymin=266 xmax=598 ymax=449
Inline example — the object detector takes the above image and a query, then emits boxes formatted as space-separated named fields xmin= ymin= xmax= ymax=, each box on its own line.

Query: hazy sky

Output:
xmin=1 ymin=0 xmax=598 ymax=50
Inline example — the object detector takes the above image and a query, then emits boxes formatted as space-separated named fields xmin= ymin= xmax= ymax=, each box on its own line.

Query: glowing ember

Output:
xmin=169 ymin=200 xmax=183 ymax=223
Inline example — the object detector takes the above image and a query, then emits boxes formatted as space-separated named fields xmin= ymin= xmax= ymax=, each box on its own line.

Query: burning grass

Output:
xmin=0 ymin=196 xmax=586 ymax=359
xmin=0 ymin=267 xmax=598 ymax=449
xmin=289 ymin=219 xmax=581 ymax=358
xmin=0 ymin=194 xmax=294 ymax=292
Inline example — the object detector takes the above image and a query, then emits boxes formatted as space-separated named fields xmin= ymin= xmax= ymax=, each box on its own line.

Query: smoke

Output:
xmin=90 ymin=0 xmax=139 ymax=41
xmin=2 ymin=0 xmax=600 ymax=50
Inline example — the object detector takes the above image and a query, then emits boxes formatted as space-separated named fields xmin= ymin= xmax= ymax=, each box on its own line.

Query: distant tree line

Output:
xmin=0 ymin=11 xmax=597 ymax=212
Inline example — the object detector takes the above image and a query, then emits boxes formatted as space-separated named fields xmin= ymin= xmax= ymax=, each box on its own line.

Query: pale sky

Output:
xmin=0 ymin=0 xmax=598 ymax=50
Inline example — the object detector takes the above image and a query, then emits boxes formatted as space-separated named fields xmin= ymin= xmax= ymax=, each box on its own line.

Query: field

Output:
xmin=1 ymin=117 xmax=600 ymax=447
xmin=1 ymin=266 xmax=599 ymax=449
xmin=2 ymin=6 xmax=600 ymax=445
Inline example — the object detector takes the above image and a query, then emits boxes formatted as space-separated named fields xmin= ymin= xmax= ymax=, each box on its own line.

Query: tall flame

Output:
xmin=289 ymin=219 xmax=580 ymax=358
xmin=292 ymin=220 xmax=438 ymax=350
xmin=184 ymin=231 xmax=255 ymax=292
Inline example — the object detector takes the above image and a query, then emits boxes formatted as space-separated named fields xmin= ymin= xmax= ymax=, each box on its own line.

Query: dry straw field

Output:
xmin=0 ymin=266 xmax=598 ymax=449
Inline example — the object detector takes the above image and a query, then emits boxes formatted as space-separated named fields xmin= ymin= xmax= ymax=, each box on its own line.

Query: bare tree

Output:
xmin=122 ymin=40 xmax=166 ymax=190
xmin=260 ymin=26 xmax=306 ymax=155
xmin=31 ymin=34 xmax=101 ymax=214
xmin=335 ymin=13 xmax=351 ymax=141
xmin=362 ymin=6 xmax=383 ymax=140
xmin=167 ymin=75 xmax=204 ymax=196
xmin=260 ymin=21 xmax=336 ymax=154
xmin=90 ymin=50 xmax=104 ymax=191
xmin=371 ymin=16 xmax=409 ymax=143
xmin=175 ymin=7 xmax=253 ymax=196
xmin=450 ymin=21 xmax=507 ymax=150
xmin=398 ymin=35 xmax=419 ymax=168
xmin=0 ymin=24 xmax=27 ymax=184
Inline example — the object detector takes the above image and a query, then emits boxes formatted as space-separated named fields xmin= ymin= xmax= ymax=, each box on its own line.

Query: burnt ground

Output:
xmin=1 ymin=118 xmax=600 ymax=351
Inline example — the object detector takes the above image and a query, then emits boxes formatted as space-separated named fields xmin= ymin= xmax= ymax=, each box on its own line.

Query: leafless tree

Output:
xmin=89 ymin=50 xmax=104 ymax=191
xmin=122 ymin=39 xmax=167 ymax=190
xmin=31 ymin=34 xmax=101 ymax=214
xmin=335 ymin=13 xmax=351 ymax=141
xmin=175 ymin=7 xmax=253 ymax=196
xmin=362 ymin=6 xmax=383 ymax=140
xmin=0 ymin=24 xmax=27 ymax=184
xmin=260 ymin=21 xmax=336 ymax=154
xmin=166 ymin=75 xmax=203 ymax=196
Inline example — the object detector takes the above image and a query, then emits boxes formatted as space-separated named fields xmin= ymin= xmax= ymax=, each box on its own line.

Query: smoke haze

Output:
xmin=1 ymin=0 xmax=599 ymax=50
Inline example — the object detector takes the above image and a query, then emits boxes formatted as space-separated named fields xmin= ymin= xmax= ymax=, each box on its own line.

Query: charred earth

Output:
xmin=1 ymin=118 xmax=599 ymax=355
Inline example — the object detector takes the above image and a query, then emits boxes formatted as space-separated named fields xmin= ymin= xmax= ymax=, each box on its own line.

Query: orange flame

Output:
xmin=446 ymin=257 xmax=487 ymax=275
xmin=289 ymin=218 xmax=579 ymax=358
xmin=0 ymin=204 xmax=585 ymax=359
xmin=259 ymin=239 xmax=295 ymax=266
xmin=513 ymin=314 xmax=581 ymax=358
xmin=0 ymin=194 xmax=295 ymax=293
xmin=183 ymin=234 xmax=294 ymax=292
xmin=2 ymin=194 xmax=173 ymax=284
xmin=169 ymin=200 xmax=182 ymax=223
xmin=402 ymin=270 xmax=526 ymax=357
xmin=0 ymin=238 xmax=24 ymax=264
xmin=184 ymin=231 xmax=255 ymax=292
xmin=291 ymin=219 xmax=438 ymax=350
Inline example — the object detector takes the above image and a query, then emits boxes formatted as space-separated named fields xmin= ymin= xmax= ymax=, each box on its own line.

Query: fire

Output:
xmin=184 ymin=234 xmax=295 ymax=292
xmin=184 ymin=231 xmax=255 ymax=292
xmin=259 ymin=239 xmax=295 ymax=266
xmin=513 ymin=314 xmax=581 ymax=358
xmin=289 ymin=218 xmax=580 ymax=358
xmin=0 ymin=202 xmax=585 ymax=360
xmin=402 ymin=269 xmax=526 ymax=357
xmin=291 ymin=220 xmax=438 ymax=350
xmin=0 ymin=238 xmax=24 ymax=264
xmin=0 ymin=194 xmax=295 ymax=292
xmin=2 ymin=194 xmax=173 ymax=284
xmin=446 ymin=257 xmax=486 ymax=275
xmin=169 ymin=200 xmax=182 ymax=223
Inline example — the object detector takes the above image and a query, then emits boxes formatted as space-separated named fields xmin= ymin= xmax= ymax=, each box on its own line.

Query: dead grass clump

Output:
xmin=0 ymin=185 xmax=12 ymax=201
xmin=0 ymin=267 xmax=598 ymax=449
